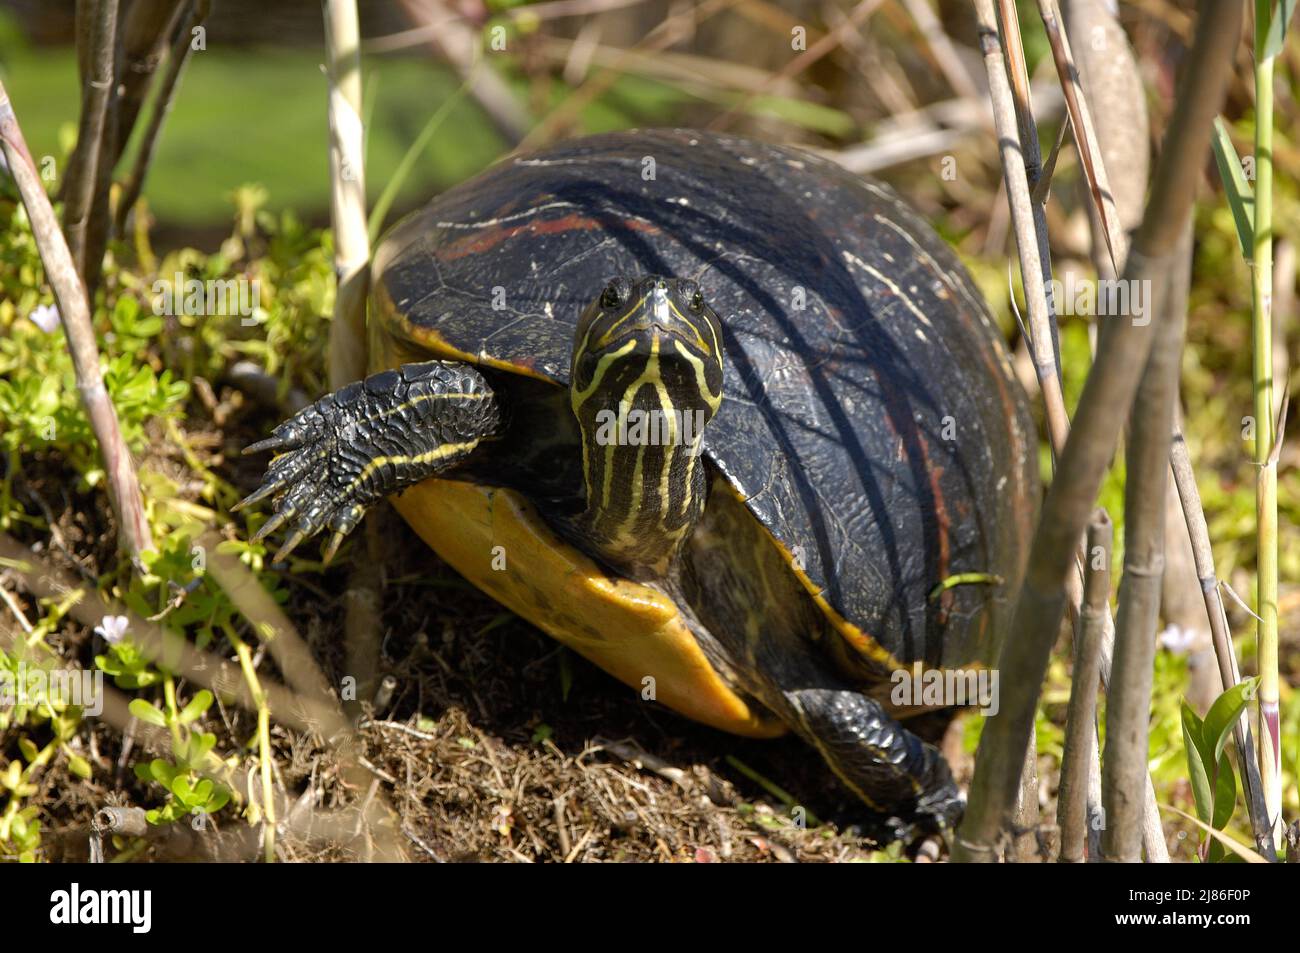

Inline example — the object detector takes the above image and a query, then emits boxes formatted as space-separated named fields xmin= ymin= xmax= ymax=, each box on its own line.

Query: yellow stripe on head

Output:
xmin=567 ymin=276 xmax=727 ymax=575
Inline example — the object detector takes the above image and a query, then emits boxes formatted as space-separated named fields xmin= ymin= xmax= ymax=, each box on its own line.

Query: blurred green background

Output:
xmin=0 ymin=1 xmax=705 ymax=237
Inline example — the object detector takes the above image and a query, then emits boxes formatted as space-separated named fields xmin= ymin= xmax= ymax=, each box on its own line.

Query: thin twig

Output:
xmin=1030 ymin=118 xmax=1070 ymax=209
xmin=200 ymin=530 xmax=342 ymax=725
xmin=62 ymin=0 xmax=120 ymax=286
xmin=0 ymin=80 xmax=154 ymax=563
xmin=1058 ymin=510 xmax=1110 ymax=862
xmin=1170 ymin=426 xmax=1275 ymax=858
xmin=1101 ymin=222 xmax=1188 ymax=862
xmin=830 ymin=83 xmax=1065 ymax=175
xmin=1037 ymin=0 xmax=1126 ymax=273
xmin=1062 ymin=0 xmax=1150 ymax=242
xmin=111 ymin=0 xmax=187 ymax=171
xmin=227 ymin=626 xmax=276 ymax=862
xmin=395 ymin=0 xmax=530 ymax=145
xmin=1221 ymin=579 xmax=1266 ymax=625
xmin=323 ymin=0 xmax=371 ymax=391
xmin=982 ymin=0 xmax=1069 ymax=457
xmin=1250 ymin=0 xmax=1283 ymax=850
xmin=0 ymin=580 xmax=34 ymax=634
xmin=524 ymin=0 xmax=741 ymax=150
xmin=901 ymin=0 xmax=980 ymax=100
xmin=116 ymin=0 xmax=211 ymax=236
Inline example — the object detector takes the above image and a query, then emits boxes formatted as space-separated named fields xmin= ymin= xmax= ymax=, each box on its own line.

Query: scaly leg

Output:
xmin=785 ymin=686 xmax=962 ymax=842
xmin=235 ymin=361 xmax=501 ymax=561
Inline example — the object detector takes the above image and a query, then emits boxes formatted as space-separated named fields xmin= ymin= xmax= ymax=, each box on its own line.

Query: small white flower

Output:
xmin=28 ymin=303 xmax=60 ymax=333
xmin=94 ymin=614 xmax=130 ymax=645
xmin=1159 ymin=624 xmax=1199 ymax=655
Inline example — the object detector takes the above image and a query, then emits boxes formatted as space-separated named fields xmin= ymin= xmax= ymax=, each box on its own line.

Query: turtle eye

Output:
xmin=600 ymin=283 xmax=623 ymax=310
xmin=679 ymin=279 xmax=704 ymax=312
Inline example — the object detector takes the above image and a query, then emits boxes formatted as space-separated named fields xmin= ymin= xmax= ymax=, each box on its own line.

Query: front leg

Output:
xmin=235 ymin=361 xmax=501 ymax=562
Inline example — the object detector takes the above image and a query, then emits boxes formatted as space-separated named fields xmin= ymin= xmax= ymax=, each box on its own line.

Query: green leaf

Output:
xmin=1206 ymin=836 xmax=1226 ymax=864
xmin=128 ymin=698 xmax=167 ymax=727
xmin=17 ymin=736 xmax=38 ymax=763
xmin=1262 ymin=0 xmax=1297 ymax=59
xmin=745 ymin=95 xmax=855 ymax=138
xmin=205 ymin=786 xmax=231 ymax=813
xmin=1210 ymin=117 xmax=1255 ymax=259
xmin=1204 ymin=677 xmax=1259 ymax=766
xmin=178 ymin=689 xmax=214 ymax=724
xmin=1211 ymin=749 xmax=1236 ymax=831
xmin=148 ymin=758 xmax=177 ymax=786
xmin=68 ymin=753 xmax=92 ymax=780
xmin=1180 ymin=700 xmax=1213 ymax=824
xmin=187 ymin=732 xmax=217 ymax=765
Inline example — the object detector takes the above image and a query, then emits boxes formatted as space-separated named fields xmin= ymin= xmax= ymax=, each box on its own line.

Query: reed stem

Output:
xmin=1251 ymin=0 xmax=1282 ymax=849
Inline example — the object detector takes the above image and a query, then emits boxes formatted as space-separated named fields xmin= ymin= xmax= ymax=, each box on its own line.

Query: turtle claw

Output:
xmin=242 ymin=410 xmax=323 ymax=457
xmin=321 ymin=531 xmax=347 ymax=566
xmin=248 ymin=470 xmax=345 ymax=562
xmin=242 ymin=434 xmax=288 ymax=456
xmin=237 ymin=399 xmax=366 ymax=561
xmin=851 ymin=790 xmax=960 ymax=848
xmin=252 ymin=507 xmax=293 ymax=543
xmin=274 ymin=527 xmax=310 ymax=564
xmin=231 ymin=479 xmax=278 ymax=512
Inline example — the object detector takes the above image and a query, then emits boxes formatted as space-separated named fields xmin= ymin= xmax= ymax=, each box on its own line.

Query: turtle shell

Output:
xmin=371 ymin=128 xmax=1038 ymax=671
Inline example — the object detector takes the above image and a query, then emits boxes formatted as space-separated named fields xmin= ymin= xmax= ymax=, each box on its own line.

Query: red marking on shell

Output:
xmin=439 ymin=212 xmax=660 ymax=261
xmin=913 ymin=435 xmax=951 ymax=594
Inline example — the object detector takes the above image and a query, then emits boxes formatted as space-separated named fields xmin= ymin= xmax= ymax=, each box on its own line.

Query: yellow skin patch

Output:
xmin=347 ymin=438 xmax=482 ymax=496
xmin=390 ymin=478 xmax=785 ymax=738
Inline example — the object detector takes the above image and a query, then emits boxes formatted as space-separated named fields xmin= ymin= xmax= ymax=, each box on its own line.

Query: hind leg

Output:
xmin=782 ymin=686 xmax=961 ymax=840
xmin=683 ymin=478 xmax=960 ymax=841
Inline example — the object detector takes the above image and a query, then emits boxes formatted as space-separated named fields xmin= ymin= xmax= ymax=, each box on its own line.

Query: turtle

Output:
xmin=237 ymin=128 xmax=1039 ymax=839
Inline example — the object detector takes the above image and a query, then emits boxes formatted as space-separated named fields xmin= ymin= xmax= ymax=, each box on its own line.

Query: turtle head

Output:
xmin=568 ymin=275 xmax=724 ymax=575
